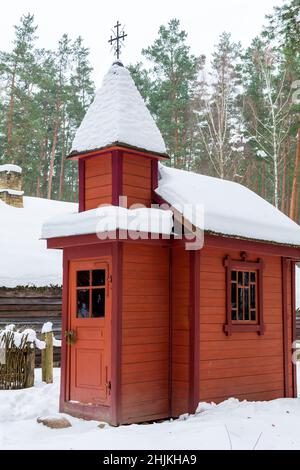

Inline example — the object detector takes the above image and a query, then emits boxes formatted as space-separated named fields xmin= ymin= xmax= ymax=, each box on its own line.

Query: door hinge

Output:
xmin=107 ymin=380 xmax=112 ymax=394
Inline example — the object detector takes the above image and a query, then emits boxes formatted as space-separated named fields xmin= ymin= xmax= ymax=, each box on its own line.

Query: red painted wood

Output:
xmin=62 ymin=401 xmax=111 ymax=422
xmin=281 ymin=257 xmax=289 ymax=397
xmin=111 ymin=242 xmax=123 ymax=425
xmin=47 ymin=232 xmax=171 ymax=249
xmin=205 ymin=234 xmax=300 ymax=259
xmin=59 ymin=252 xmax=69 ymax=412
xmin=78 ymin=159 xmax=85 ymax=212
xmin=68 ymin=144 xmax=169 ymax=161
xmin=59 ymin=244 xmax=116 ymax=424
xmin=121 ymin=243 xmax=170 ymax=423
xmin=168 ymin=247 xmax=172 ymax=417
xmin=291 ymin=261 xmax=297 ymax=398
xmin=68 ymin=259 xmax=111 ymax=405
xmin=258 ymin=258 xmax=265 ymax=335
xmin=151 ymin=159 xmax=158 ymax=191
xmin=112 ymin=149 xmax=123 ymax=206
xmin=189 ymin=250 xmax=200 ymax=414
xmin=223 ymin=255 xmax=265 ymax=336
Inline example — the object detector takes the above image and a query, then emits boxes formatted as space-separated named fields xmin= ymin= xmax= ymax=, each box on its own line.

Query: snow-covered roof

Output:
xmin=71 ymin=62 xmax=167 ymax=157
xmin=0 ymin=189 xmax=24 ymax=196
xmin=0 ymin=197 xmax=77 ymax=287
xmin=42 ymin=205 xmax=173 ymax=240
xmin=0 ymin=164 xmax=22 ymax=174
xmin=156 ymin=164 xmax=300 ymax=247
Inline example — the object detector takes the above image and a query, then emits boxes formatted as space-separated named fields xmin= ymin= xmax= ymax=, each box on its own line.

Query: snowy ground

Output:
xmin=1 ymin=367 xmax=300 ymax=450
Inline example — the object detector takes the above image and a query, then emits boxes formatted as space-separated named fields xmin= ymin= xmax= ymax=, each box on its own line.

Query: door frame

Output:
xmin=59 ymin=242 xmax=123 ymax=425
xmin=68 ymin=257 xmax=112 ymax=406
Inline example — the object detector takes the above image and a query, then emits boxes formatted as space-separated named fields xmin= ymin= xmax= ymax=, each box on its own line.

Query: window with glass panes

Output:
xmin=224 ymin=255 xmax=264 ymax=335
xmin=230 ymin=270 xmax=257 ymax=322
xmin=76 ymin=269 xmax=107 ymax=318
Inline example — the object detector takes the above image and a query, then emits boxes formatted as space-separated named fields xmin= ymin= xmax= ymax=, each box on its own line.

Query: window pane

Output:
xmin=77 ymin=270 xmax=90 ymax=287
xmin=92 ymin=269 xmax=106 ymax=286
xmin=231 ymin=283 xmax=237 ymax=309
xmin=244 ymin=272 xmax=249 ymax=286
xmin=92 ymin=289 xmax=105 ymax=318
xmin=232 ymin=310 xmax=237 ymax=321
xmin=244 ymin=288 xmax=249 ymax=320
xmin=77 ymin=290 xmax=90 ymax=318
xmin=251 ymin=310 xmax=256 ymax=321
xmin=250 ymin=272 xmax=256 ymax=283
xmin=250 ymin=285 xmax=256 ymax=309
xmin=238 ymin=288 xmax=243 ymax=320
xmin=238 ymin=271 xmax=243 ymax=286
xmin=231 ymin=271 xmax=237 ymax=281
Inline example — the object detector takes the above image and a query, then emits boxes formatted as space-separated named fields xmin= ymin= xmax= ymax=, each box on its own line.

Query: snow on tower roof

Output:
xmin=71 ymin=62 xmax=167 ymax=157
xmin=156 ymin=164 xmax=300 ymax=247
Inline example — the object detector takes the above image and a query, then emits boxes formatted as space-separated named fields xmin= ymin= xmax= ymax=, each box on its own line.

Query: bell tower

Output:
xmin=68 ymin=61 xmax=169 ymax=211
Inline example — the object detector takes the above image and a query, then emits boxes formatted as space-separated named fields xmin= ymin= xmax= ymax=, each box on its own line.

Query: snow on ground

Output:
xmin=156 ymin=164 xmax=300 ymax=247
xmin=0 ymin=196 xmax=77 ymax=287
xmin=1 ymin=367 xmax=300 ymax=450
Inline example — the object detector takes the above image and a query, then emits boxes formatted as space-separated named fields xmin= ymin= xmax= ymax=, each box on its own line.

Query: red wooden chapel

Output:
xmin=43 ymin=61 xmax=300 ymax=426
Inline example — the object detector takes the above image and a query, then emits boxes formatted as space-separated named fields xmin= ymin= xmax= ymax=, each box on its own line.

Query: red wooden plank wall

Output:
xmin=198 ymin=246 xmax=294 ymax=403
xmin=121 ymin=243 xmax=170 ymax=423
xmin=122 ymin=153 xmax=152 ymax=208
xmin=84 ymin=153 xmax=112 ymax=209
xmin=171 ymin=246 xmax=190 ymax=416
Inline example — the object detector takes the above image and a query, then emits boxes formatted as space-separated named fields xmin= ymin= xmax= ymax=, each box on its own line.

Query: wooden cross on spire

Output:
xmin=108 ymin=21 xmax=127 ymax=61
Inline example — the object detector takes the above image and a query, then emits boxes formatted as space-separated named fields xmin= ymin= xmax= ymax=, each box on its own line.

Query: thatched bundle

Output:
xmin=0 ymin=326 xmax=44 ymax=390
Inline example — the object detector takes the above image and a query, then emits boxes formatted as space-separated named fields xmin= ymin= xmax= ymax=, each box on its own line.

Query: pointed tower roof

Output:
xmin=70 ymin=62 xmax=168 ymax=157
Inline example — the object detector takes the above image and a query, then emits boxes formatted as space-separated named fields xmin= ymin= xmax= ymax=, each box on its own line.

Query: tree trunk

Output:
xmin=6 ymin=65 xmax=17 ymax=161
xmin=262 ymin=160 xmax=266 ymax=199
xmin=47 ymin=107 xmax=60 ymax=200
xmin=289 ymin=117 xmax=300 ymax=221
xmin=58 ymin=114 xmax=66 ymax=200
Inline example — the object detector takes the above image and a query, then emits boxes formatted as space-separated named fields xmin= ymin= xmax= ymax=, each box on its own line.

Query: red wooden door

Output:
xmin=68 ymin=259 xmax=111 ymax=406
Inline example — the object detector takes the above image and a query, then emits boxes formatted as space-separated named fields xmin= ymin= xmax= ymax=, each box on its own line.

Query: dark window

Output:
xmin=92 ymin=269 xmax=106 ymax=286
xmin=76 ymin=268 xmax=107 ymax=318
xmin=77 ymin=290 xmax=90 ymax=318
xmin=230 ymin=269 xmax=257 ymax=323
xmin=92 ymin=289 xmax=105 ymax=318
xmin=77 ymin=271 xmax=90 ymax=287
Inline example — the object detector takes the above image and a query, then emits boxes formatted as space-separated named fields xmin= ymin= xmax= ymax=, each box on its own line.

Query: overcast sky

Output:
xmin=0 ymin=0 xmax=283 ymax=86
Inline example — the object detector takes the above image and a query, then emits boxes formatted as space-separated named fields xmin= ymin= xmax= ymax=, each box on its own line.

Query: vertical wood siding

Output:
xmin=121 ymin=243 xmax=170 ymax=423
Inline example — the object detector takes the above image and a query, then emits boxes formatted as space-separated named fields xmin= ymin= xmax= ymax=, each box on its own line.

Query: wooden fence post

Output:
xmin=24 ymin=347 xmax=35 ymax=388
xmin=42 ymin=332 xmax=53 ymax=384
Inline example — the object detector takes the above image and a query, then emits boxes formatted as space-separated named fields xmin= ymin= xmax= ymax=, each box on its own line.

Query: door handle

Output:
xmin=65 ymin=329 xmax=76 ymax=346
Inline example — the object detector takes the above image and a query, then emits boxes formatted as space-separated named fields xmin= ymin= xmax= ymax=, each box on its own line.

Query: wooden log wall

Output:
xmin=0 ymin=288 xmax=62 ymax=366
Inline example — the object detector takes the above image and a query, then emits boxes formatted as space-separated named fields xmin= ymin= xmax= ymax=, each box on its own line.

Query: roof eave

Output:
xmin=68 ymin=141 xmax=170 ymax=161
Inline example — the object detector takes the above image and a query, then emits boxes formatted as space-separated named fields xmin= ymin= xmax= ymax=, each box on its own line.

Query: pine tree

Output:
xmin=0 ymin=13 xmax=38 ymax=164
xmin=129 ymin=19 xmax=203 ymax=168
xmin=263 ymin=0 xmax=300 ymax=216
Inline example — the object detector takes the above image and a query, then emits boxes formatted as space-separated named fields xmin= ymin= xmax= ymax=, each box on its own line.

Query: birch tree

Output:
xmin=243 ymin=39 xmax=294 ymax=208
xmin=197 ymin=33 xmax=244 ymax=180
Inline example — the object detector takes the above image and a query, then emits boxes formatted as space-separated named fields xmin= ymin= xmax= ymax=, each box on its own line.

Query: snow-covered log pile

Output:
xmin=0 ymin=323 xmax=61 ymax=390
xmin=0 ymin=324 xmax=46 ymax=351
